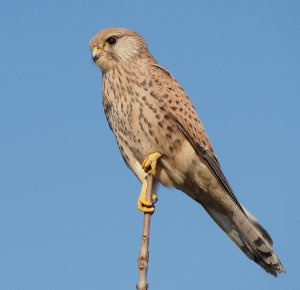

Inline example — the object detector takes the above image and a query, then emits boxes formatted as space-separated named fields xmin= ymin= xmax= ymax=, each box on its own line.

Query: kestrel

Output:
xmin=90 ymin=28 xmax=285 ymax=276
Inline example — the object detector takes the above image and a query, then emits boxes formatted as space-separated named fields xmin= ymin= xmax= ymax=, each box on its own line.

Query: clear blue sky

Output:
xmin=0 ymin=1 xmax=299 ymax=289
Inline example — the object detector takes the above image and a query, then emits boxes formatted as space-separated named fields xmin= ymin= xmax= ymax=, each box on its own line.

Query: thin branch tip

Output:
xmin=136 ymin=173 xmax=154 ymax=290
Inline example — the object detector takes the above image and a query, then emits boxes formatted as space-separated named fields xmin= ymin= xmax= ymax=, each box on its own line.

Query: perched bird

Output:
xmin=90 ymin=28 xmax=285 ymax=276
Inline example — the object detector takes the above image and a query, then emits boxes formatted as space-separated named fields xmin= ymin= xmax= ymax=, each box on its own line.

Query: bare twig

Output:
xmin=136 ymin=173 xmax=153 ymax=290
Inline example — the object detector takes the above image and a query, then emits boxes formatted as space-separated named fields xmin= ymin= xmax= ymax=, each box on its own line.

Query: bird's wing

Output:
xmin=149 ymin=64 xmax=285 ymax=276
xmin=150 ymin=64 xmax=245 ymax=213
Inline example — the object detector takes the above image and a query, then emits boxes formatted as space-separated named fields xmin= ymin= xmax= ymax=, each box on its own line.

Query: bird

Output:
xmin=90 ymin=27 xmax=285 ymax=276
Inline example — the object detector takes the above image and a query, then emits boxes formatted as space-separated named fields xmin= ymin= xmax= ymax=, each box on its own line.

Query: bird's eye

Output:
xmin=105 ymin=37 xmax=117 ymax=46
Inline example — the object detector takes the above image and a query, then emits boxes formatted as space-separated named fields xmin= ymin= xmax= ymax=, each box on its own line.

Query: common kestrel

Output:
xmin=90 ymin=28 xmax=285 ymax=276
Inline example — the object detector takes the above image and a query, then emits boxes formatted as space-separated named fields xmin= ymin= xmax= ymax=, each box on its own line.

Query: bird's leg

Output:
xmin=141 ymin=152 xmax=162 ymax=176
xmin=137 ymin=152 xmax=162 ymax=213
xmin=137 ymin=179 xmax=157 ymax=213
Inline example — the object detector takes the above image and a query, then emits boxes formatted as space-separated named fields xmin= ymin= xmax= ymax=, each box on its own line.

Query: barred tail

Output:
xmin=203 ymin=203 xmax=285 ymax=276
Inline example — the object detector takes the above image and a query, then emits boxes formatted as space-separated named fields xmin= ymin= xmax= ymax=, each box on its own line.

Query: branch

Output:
xmin=136 ymin=173 xmax=153 ymax=290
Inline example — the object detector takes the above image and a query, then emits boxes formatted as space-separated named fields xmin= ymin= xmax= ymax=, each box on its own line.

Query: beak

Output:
xmin=92 ymin=46 xmax=102 ymax=62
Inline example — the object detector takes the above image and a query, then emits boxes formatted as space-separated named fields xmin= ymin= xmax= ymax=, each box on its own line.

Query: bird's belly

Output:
xmin=156 ymin=140 xmax=235 ymax=215
xmin=156 ymin=139 xmax=212 ymax=193
xmin=111 ymin=112 xmax=179 ymax=162
xmin=104 ymin=92 xmax=213 ymax=190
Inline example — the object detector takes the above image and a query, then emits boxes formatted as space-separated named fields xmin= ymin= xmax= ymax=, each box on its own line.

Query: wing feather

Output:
xmin=151 ymin=64 xmax=245 ymax=213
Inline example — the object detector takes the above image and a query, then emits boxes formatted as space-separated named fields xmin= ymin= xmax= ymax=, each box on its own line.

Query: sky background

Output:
xmin=0 ymin=1 xmax=299 ymax=289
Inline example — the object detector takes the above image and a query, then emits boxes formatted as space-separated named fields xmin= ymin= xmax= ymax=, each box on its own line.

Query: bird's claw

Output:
xmin=138 ymin=193 xmax=158 ymax=214
xmin=142 ymin=152 xmax=162 ymax=176
xmin=137 ymin=180 xmax=158 ymax=214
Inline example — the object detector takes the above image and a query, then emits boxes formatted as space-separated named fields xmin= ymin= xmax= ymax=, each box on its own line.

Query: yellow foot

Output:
xmin=137 ymin=180 xmax=158 ymax=214
xmin=142 ymin=152 xmax=162 ymax=176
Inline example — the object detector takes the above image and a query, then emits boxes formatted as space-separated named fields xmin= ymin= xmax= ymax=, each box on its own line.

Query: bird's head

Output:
xmin=90 ymin=28 xmax=148 ymax=71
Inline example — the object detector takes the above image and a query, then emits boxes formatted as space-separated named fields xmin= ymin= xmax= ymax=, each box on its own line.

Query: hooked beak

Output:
xmin=92 ymin=46 xmax=102 ymax=62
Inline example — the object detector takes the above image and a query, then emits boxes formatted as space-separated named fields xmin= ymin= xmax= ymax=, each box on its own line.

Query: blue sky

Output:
xmin=0 ymin=1 xmax=299 ymax=289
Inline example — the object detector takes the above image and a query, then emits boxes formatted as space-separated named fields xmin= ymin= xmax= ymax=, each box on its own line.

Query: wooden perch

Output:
xmin=136 ymin=173 xmax=154 ymax=290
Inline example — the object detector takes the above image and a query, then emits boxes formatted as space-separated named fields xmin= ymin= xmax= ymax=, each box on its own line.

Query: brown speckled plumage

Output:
xmin=90 ymin=28 xmax=284 ymax=276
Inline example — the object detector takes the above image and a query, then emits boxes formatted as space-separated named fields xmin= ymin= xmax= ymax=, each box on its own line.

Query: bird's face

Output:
xmin=90 ymin=28 xmax=148 ymax=71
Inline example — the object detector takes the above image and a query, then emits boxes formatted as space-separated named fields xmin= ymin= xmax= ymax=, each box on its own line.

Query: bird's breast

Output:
xmin=102 ymin=65 xmax=185 ymax=163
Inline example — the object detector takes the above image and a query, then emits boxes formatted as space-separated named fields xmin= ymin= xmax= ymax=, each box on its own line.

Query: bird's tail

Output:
xmin=202 ymin=202 xmax=285 ymax=276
